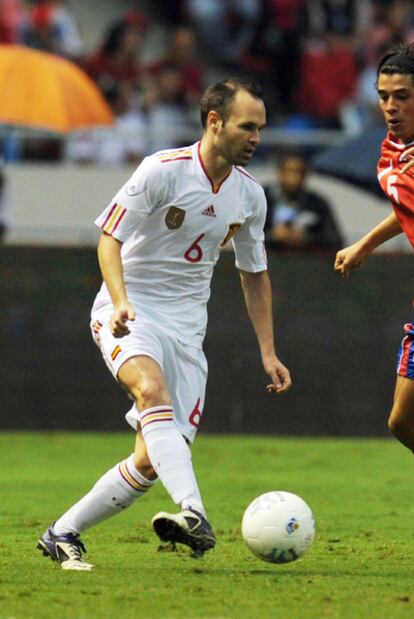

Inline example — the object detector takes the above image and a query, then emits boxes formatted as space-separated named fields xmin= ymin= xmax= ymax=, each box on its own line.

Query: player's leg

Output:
xmin=388 ymin=322 xmax=414 ymax=452
xmin=119 ymin=354 xmax=215 ymax=553
xmin=388 ymin=375 xmax=414 ymax=452
xmin=37 ymin=429 xmax=157 ymax=570
xmin=118 ymin=355 xmax=206 ymax=514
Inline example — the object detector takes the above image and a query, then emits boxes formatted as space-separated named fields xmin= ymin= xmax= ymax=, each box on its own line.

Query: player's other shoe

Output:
xmin=37 ymin=524 xmax=94 ymax=571
xmin=152 ymin=508 xmax=216 ymax=554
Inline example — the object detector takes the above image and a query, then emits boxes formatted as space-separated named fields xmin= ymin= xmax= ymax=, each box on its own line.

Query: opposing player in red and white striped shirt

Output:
xmin=335 ymin=44 xmax=414 ymax=454
xmin=37 ymin=77 xmax=292 ymax=570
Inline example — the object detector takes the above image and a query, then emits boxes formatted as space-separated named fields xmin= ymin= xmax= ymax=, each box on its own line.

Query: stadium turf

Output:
xmin=1 ymin=432 xmax=413 ymax=619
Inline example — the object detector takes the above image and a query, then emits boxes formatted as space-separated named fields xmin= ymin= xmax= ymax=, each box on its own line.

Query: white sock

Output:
xmin=140 ymin=405 xmax=205 ymax=515
xmin=53 ymin=454 xmax=156 ymax=536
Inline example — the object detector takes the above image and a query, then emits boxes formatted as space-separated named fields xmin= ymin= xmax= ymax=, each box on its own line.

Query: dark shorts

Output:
xmin=397 ymin=322 xmax=414 ymax=380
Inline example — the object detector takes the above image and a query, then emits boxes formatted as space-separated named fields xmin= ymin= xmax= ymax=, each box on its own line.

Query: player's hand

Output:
xmin=263 ymin=355 xmax=292 ymax=394
xmin=334 ymin=242 xmax=366 ymax=278
xmin=110 ymin=302 xmax=136 ymax=337
xmin=399 ymin=147 xmax=414 ymax=174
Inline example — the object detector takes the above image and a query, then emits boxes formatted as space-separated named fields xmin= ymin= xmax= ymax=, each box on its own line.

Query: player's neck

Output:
xmin=198 ymin=139 xmax=232 ymax=187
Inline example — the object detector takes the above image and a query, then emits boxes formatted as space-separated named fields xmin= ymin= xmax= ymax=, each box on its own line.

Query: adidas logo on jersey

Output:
xmin=201 ymin=205 xmax=216 ymax=217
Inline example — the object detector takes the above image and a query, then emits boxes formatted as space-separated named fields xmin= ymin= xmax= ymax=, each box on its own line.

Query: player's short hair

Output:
xmin=200 ymin=78 xmax=263 ymax=129
xmin=377 ymin=43 xmax=414 ymax=85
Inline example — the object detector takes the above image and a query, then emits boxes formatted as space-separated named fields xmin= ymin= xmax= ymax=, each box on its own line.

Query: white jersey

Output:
xmin=92 ymin=141 xmax=267 ymax=347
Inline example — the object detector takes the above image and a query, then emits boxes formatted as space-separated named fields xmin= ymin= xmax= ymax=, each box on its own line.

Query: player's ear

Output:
xmin=207 ymin=110 xmax=223 ymax=134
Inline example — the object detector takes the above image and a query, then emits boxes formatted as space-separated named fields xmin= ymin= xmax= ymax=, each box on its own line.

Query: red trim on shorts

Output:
xmin=398 ymin=335 xmax=411 ymax=376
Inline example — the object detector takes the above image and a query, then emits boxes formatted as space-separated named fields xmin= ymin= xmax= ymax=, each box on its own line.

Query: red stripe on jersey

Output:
xmin=101 ymin=203 xmax=117 ymax=230
xmin=111 ymin=208 xmax=127 ymax=233
xmin=160 ymin=156 xmax=193 ymax=163
xmin=378 ymin=133 xmax=414 ymax=247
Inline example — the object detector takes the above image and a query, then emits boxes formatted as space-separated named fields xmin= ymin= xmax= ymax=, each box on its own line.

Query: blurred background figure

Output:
xmin=66 ymin=81 xmax=147 ymax=167
xmin=264 ymin=151 xmax=343 ymax=251
xmin=0 ymin=0 xmax=26 ymax=44
xmin=305 ymin=0 xmax=371 ymax=40
xmin=293 ymin=28 xmax=358 ymax=130
xmin=83 ymin=10 xmax=147 ymax=95
xmin=0 ymin=164 xmax=12 ymax=243
xmin=185 ymin=0 xmax=261 ymax=66
xmin=143 ymin=65 xmax=193 ymax=152
xmin=362 ymin=0 xmax=414 ymax=66
xmin=145 ymin=25 xmax=204 ymax=109
xmin=23 ymin=0 xmax=84 ymax=59
xmin=241 ymin=0 xmax=306 ymax=118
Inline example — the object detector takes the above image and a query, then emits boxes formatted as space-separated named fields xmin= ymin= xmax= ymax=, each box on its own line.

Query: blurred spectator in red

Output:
xmin=0 ymin=0 xmax=26 ymax=44
xmin=146 ymin=26 xmax=204 ymax=108
xmin=83 ymin=10 xmax=147 ymax=94
xmin=23 ymin=0 xmax=84 ymax=59
xmin=294 ymin=30 xmax=358 ymax=129
xmin=22 ymin=2 xmax=57 ymax=53
xmin=185 ymin=0 xmax=261 ymax=66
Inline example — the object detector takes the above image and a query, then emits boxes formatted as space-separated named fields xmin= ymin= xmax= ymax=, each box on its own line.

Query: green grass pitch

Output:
xmin=1 ymin=432 xmax=414 ymax=619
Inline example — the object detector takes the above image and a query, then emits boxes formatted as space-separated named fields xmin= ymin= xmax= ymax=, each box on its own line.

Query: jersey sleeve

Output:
xmin=94 ymin=156 xmax=166 ymax=242
xmin=232 ymin=187 xmax=268 ymax=272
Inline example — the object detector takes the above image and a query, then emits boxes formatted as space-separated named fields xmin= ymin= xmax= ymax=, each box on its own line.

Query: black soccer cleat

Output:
xmin=37 ymin=524 xmax=94 ymax=571
xmin=152 ymin=508 xmax=216 ymax=555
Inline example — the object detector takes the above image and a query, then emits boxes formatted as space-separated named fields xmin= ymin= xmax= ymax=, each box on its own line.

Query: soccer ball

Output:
xmin=241 ymin=491 xmax=315 ymax=564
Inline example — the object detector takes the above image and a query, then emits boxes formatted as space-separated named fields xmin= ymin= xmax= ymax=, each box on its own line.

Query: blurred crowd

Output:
xmin=1 ymin=0 xmax=414 ymax=165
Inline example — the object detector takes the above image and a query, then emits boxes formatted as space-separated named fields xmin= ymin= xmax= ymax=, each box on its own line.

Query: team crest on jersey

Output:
xmin=220 ymin=222 xmax=241 ymax=248
xmin=165 ymin=206 xmax=186 ymax=229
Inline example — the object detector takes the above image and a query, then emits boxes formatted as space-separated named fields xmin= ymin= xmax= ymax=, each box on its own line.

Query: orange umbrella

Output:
xmin=0 ymin=45 xmax=113 ymax=132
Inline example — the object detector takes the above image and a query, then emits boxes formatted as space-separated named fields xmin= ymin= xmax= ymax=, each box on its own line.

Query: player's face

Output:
xmin=216 ymin=91 xmax=266 ymax=166
xmin=377 ymin=73 xmax=414 ymax=143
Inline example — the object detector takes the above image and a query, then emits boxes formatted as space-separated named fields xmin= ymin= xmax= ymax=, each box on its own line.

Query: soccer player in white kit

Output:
xmin=37 ymin=78 xmax=292 ymax=570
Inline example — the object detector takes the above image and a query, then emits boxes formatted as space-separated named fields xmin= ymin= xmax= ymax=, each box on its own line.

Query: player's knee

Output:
xmin=132 ymin=377 xmax=170 ymax=410
xmin=388 ymin=408 xmax=407 ymax=437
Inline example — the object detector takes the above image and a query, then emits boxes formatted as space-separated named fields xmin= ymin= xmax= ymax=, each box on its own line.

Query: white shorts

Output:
xmin=90 ymin=308 xmax=208 ymax=443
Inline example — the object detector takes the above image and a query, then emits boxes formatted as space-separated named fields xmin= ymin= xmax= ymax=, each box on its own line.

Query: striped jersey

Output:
xmin=92 ymin=141 xmax=268 ymax=346
xmin=378 ymin=131 xmax=414 ymax=247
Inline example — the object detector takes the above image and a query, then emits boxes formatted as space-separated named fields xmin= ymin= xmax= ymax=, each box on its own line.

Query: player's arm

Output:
xmin=239 ymin=269 xmax=292 ymax=394
xmin=334 ymin=211 xmax=402 ymax=278
xmin=97 ymin=232 xmax=136 ymax=337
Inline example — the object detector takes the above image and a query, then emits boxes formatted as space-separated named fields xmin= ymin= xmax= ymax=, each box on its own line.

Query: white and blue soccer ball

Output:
xmin=241 ymin=491 xmax=315 ymax=564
